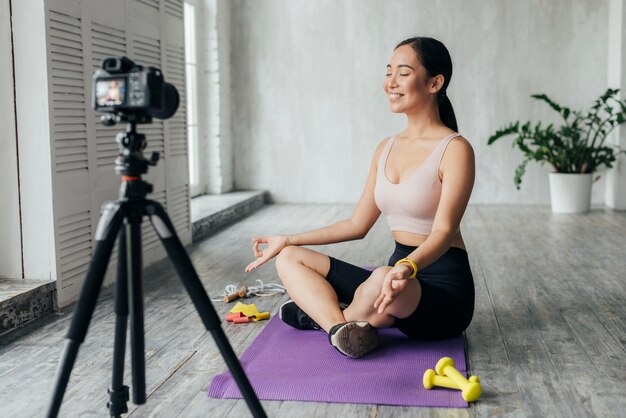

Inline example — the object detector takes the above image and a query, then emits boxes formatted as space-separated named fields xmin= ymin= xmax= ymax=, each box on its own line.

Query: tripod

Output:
xmin=47 ymin=120 xmax=267 ymax=418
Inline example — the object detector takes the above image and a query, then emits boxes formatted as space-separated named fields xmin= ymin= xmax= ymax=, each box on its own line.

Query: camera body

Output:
xmin=93 ymin=56 xmax=177 ymax=122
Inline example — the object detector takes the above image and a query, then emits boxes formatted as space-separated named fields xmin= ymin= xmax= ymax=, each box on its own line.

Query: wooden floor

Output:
xmin=1 ymin=204 xmax=625 ymax=417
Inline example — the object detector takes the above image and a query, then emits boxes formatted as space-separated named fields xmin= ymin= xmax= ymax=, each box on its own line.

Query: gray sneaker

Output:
xmin=329 ymin=321 xmax=379 ymax=358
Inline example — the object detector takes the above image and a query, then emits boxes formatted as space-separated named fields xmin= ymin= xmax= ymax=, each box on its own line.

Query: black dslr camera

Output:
xmin=93 ymin=56 xmax=178 ymax=124
xmin=92 ymin=56 xmax=180 ymax=176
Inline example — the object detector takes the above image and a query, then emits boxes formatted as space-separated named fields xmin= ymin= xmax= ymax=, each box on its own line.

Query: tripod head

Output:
xmin=107 ymin=120 xmax=159 ymax=200
xmin=113 ymin=120 xmax=159 ymax=177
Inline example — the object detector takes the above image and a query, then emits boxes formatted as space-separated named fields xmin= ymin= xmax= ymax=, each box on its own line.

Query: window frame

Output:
xmin=184 ymin=0 xmax=203 ymax=197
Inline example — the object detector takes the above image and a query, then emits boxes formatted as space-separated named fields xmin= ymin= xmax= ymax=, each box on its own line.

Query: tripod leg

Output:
xmin=145 ymin=202 xmax=267 ymax=418
xmin=47 ymin=202 xmax=125 ymax=418
xmin=126 ymin=206 xmax=146 ymax=404
xmin=108 ymin=227 xmax=130 ymax=417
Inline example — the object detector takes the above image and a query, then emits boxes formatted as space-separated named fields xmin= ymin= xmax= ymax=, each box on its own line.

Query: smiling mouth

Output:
xmin=389 ymin=93 xmax=404 ymax=102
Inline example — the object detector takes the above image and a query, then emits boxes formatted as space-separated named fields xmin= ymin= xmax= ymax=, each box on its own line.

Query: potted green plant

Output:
xmin=487 ymin=88 xmax=626 ymax=213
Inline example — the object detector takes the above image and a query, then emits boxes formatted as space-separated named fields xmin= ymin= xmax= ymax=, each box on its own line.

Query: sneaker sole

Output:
xmin=330 ymin=322 xmax=378 ymax=358
xmin=278 ymin=299 xmax=293 ymax=323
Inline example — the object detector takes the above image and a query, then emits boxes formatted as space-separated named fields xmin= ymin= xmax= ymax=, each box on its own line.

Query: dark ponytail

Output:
xmin=437 ymin=94 xmax=458 ymax=132
xmin=395 ymin=37 xmax=458 ymax=132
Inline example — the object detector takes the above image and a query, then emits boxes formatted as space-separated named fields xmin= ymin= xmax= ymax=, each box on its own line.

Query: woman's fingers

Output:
xmin=376 ymin=270 xmax=410 ymax=313
xmin=382 ymin=275 xmax=396 ymax=297
xmin=374 ymin=292 xmax=385 ymax=309
xmin=245 ymin=258 xmax=262 ymax=273
xmin=375 ymin=276 xmax=393 ymax=313
xmin=377 ymin=294 xmax=394 ymax=314
xmin=391 ymin=277 xmax=407 ymax=290
xmin=252 ymin=237 xmax=267 ymax=257
xmin=375 ymin=293 xmax=390 ymax=312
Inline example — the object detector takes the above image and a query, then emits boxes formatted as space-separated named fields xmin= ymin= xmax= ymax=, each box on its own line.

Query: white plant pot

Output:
xmin=548 ymin=173 xmax=593 ymax=213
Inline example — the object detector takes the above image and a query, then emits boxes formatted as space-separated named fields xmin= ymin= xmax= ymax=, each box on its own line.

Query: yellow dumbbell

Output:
xmin=435 ymin=357 xmax=482 ymax=402
xmin=423 ymin=369 xmax=480 ymax=390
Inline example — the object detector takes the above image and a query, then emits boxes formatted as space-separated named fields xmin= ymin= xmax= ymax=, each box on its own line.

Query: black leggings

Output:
xmin=325 ymin=241 xmax=475 ymax=340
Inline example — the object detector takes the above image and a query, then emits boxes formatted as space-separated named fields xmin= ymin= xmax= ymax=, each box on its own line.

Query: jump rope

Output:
xmin=210 ymin=279 xmax=286 ymax=303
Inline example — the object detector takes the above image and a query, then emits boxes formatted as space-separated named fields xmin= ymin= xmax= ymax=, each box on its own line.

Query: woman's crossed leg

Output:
xmin=275 ymin=246 xmax=422 ymax=332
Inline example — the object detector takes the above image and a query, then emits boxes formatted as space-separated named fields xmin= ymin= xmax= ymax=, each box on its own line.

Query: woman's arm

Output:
xmin=286 ymin=139 xmax=386 ymax=246
xmin=407 ymin=137 xmax=475 ymax=268
xmin=245 ymin=139 xmax=387 ymax=272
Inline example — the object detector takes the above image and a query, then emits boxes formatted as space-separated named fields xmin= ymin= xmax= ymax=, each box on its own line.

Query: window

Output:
xmin=184 ymin=0 xmax=201 ymax=196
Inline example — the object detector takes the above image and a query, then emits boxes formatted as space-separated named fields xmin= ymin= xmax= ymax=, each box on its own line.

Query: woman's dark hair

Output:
xmin=395 ymin=37 xmax=458 ymax=132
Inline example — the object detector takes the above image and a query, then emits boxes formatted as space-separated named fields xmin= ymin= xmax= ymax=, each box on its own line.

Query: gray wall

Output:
xmin=230 ymin=0 xmax=609 ymax=204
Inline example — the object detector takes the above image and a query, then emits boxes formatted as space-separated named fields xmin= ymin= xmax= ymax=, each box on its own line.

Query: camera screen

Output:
xmin=95 ymin=78 xmax=126 ymax=107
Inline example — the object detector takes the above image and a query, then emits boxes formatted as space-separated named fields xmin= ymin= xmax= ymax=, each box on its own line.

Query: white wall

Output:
xmin=198 ymin=0 xmax=234 ymax=194
xmin=0 ymin=0 xmax=23 ymax=279
xmin=229 ymin=0 xmax=611 ymax=205
xmin=13 ymin=0 xmax=57 ymax=281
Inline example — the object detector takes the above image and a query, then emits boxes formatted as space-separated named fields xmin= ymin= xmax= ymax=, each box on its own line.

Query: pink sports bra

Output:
xmin=374 ymin=133 xmax=462 ymax=236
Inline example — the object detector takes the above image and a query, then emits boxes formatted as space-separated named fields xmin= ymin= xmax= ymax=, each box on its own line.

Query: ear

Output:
xmin=429 ymin=74 xmax=446 ymax=94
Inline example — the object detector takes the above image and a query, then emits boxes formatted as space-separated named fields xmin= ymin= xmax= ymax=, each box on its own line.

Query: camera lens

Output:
xmin=150 ymin=83 xmax=179 ymax=120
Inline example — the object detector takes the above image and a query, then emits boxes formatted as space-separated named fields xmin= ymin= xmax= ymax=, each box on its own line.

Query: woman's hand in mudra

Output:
xmin=245 ymin=235 xmax=290 ymax=272
xmin=374 ymin=264 xmax=414 ymax=314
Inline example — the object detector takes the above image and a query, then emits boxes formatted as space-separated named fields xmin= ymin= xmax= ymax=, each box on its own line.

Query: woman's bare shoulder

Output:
xmin=371 ymin=136 xmax=393 ymax=165
xmin=438 ymin=136 xmax=474 ymax=181
xmin=375 ymin=136 xmax=393 ymax=154
xmin=443 ymin=136 xmax=475 ymax=164
xmin=448 ymin=135 xmax=473 ymax=152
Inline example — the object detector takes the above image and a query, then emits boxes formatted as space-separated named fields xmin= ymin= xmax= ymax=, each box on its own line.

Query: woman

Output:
xmin=245 ymin=37 xmax=475 ymax=359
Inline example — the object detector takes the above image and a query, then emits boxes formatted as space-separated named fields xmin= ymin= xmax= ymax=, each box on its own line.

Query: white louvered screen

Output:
xmin=170 ymin=184 xmax=190 ymax=234
xmin=45 ymin=0 xmax=190 ymax=307
xmin=137 ymin=0 xmax=159 ymax=12
xmin=49 ymin=11 xmax=88 ymax=175
xmin=164 ymin=0 xmax=184 ymax=19
xmin=134 ymin=33 xmax=161 ymax=68
xmin=47 ymin=6 xmax=93 ymax=305
xmin=57 ymin=210 xmax=92 ymax=296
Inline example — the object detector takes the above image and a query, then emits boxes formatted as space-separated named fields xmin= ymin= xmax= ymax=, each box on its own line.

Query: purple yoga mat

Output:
xmin=208 ymin=316 xmax=468 ymax=408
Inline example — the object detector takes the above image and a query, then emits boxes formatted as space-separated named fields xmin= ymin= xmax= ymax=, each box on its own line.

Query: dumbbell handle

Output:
xmin=431 ymin=373 xmax=460 ymax=389
xmin=423 ymin=369 xmax=479 ymax=390
xmin=442 ymin=364 xmax=471 ymax=385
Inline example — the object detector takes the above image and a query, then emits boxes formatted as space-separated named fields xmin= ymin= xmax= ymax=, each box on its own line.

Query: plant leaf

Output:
xmin=487 ymin=122 xmax=519 ymax=145
xmin=513 ymin=159 xmax=530 ymax=190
